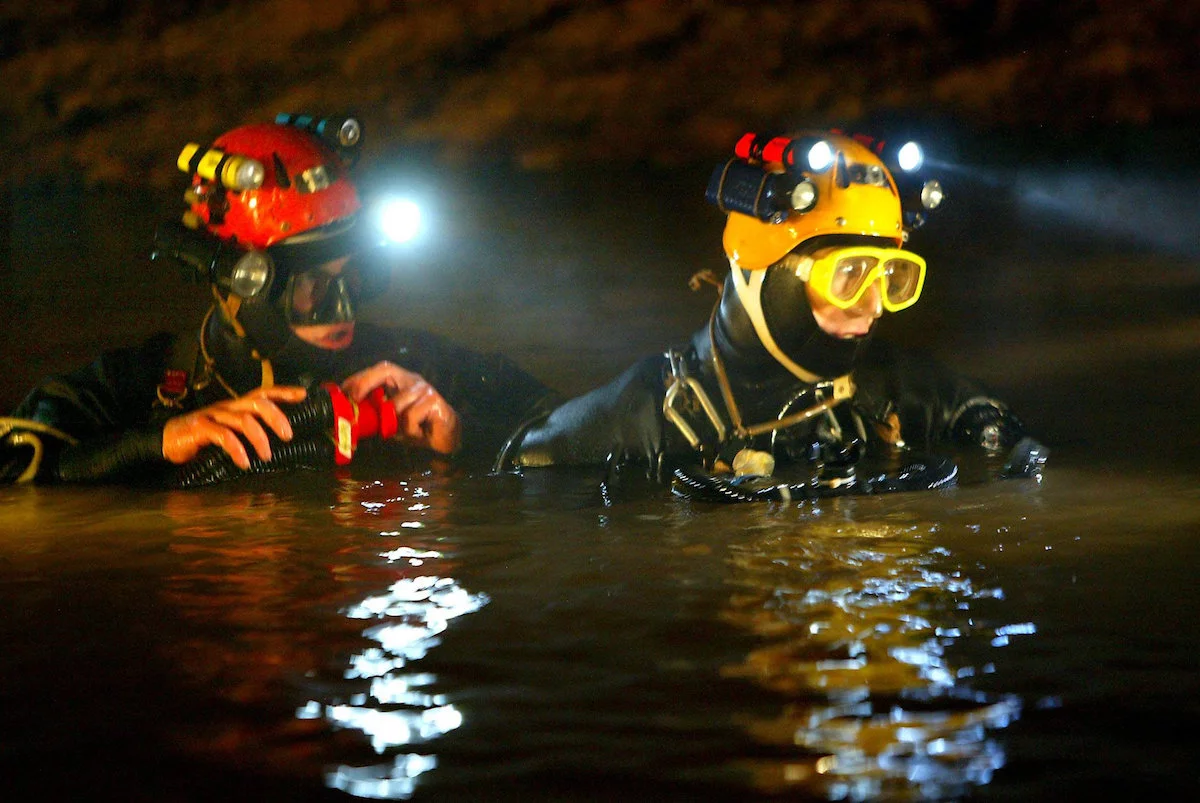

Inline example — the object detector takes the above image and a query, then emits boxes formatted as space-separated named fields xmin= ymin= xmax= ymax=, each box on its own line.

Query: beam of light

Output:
xmin=1010 ymin=169 xmax=1200 ymax=254
xmin=927 ymin=159 xmax=1200 ymax=255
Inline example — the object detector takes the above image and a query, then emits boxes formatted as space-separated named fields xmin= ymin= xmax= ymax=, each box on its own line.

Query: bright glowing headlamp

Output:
xmin=851 ymin=134 xmax=926 ymax=176
xmin=376 ymin=197 xmax=423 ymax=244
xmin=896 ymin=141 xmax=924 ymax=172
xmin=805 ymin=140 xmax=835 ymax=172
xmin=850 ymin=134 xmax=947 ymax=229
xmin=734 ymin=133 xmax=836 ymax=173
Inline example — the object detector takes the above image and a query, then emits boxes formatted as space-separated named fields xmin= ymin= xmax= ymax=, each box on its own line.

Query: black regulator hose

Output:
xmin=172 ymin=386 xmax=338 ymax=488
xmin=670 ymin=454 xmax=959 ymax=504
xmin=671 ymin=466 xmax=816 ymax=503
xmin=173 ymin=436 xmax=336 ymax=488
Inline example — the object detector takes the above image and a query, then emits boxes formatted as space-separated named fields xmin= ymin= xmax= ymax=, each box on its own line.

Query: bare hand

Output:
xmin=341 ymin=361 xmax=461 ymax=455
xmin=162 ymin=386 xmax=308 ymax=469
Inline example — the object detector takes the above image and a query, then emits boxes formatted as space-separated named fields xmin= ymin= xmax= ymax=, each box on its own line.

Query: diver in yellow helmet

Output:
xmin=714 ymin=132 xmax=921 ymax=386
xmin=500 ymin=130 xmax=1046 ymax=501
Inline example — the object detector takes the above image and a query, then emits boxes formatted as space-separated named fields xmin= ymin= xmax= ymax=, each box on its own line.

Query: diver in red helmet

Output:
xmin=498 ymin=132 xmax=1046 ymax=501
xmin=2 ymin=117 xmax=560 ymax=484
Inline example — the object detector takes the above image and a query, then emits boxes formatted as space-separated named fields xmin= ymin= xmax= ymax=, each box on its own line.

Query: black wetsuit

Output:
xmin=4 ymin=322 xmax=559 ymax=484
xmin=507 ymin=324 xmax=1034 ymax=497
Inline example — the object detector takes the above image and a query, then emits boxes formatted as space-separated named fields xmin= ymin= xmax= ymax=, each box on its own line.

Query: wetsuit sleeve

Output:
xmin=513 ymin=356 xmax=667 ymax=469
xmin=5 ymin=334 xmax=174 ymax=482
xmin=854 ymin=339 xmax=1029 ymax=452
xmin=368 ymin=327 xmax=565 ymax=461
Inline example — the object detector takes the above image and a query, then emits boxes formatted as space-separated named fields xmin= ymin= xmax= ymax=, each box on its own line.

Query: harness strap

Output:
xmin=662 ymin=350 xmax=727 ymax=449
xmin=661 ymin=324 xmax=856 ymax=455
xmin=203 ymin=289 xmax=277 ymax=397
xmin=728 ymin=263 xmax=824 ymax=384
xmin=705 ymin=304 xmax=855 ymax=440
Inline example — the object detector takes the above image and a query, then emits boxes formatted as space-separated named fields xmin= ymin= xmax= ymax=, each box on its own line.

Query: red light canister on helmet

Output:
xmin=735 ymin=133 xmax=800 ymax=168
xmin=707 ymin=133 xmax=823 ymax=224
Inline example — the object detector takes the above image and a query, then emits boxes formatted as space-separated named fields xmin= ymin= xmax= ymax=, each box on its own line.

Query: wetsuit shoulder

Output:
xmin=855 ymin=338 xmax=1023 ymax=448
xmin=12 ymin=331 xmax=177 ymax=433
xmin=5 ymin=332 xmax=181 ymax=483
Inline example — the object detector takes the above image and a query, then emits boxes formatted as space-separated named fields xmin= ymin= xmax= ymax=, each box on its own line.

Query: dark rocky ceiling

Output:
xmin=2 ymin=0 xmax=1197 ymax=187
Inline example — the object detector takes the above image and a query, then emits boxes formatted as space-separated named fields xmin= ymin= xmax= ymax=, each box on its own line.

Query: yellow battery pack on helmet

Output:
xmin=176 ymin=143 xmax=265 ymax=192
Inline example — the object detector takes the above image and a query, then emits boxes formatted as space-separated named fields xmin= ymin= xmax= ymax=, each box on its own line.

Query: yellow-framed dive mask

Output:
xmin=793 ymin=246 xmax=927 ymax=312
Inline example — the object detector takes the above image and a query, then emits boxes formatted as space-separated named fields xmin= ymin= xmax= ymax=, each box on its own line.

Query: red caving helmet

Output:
xmin=186 ymin=123 xmax=361 ymax=249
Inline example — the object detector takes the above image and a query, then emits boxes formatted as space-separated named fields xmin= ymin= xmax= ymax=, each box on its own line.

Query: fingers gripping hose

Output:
xmin=173 ymin=383 xmax=397 ymax=488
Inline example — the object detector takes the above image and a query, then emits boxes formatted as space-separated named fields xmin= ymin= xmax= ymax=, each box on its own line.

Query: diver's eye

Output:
xmin=829 ymin=256 xmax=877 ymax=300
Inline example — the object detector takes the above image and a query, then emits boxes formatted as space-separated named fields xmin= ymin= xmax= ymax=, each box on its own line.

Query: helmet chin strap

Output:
xmin=728 ymin=259 xmax=823 ymax=384
xmin=210 ymin=286 xmax=276 ymax=391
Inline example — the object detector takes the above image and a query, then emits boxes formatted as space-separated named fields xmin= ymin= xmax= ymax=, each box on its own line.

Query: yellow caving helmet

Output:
xmin=722 ymin=132 xmax=905 ymax=271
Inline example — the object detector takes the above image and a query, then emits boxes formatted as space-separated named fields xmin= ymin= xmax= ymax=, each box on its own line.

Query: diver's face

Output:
xmin=290 ymin=257 xmax=356 ymax=351
xmin=806 ymin=279 xmax=882 ymax=339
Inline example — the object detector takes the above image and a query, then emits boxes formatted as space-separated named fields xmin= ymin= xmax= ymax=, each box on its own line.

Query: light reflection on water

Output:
xmin=309 ymin=551 xmax=487 ymax=799
xmin=300 ymin=476 xmax=487 ymax=800
xmin=151 ymin=473 xmax=488 ymax=800
xmin=719 ymin=513 xmax=1031 ymax=800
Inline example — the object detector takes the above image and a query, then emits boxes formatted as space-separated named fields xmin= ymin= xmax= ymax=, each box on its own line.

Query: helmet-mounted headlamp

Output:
xmin=158 ymin=113 xmax=424 ymax=330
xmin=707 ymin=130 xmax=946 ymax=232
xmin=152 ymin=212 xmax=388 ymax=296
xmin=734 ymin=132 xmax=837 ymax=173
xmin=705 ymin=133 xmax=837 ymax=223
xmin=151 ymin=220 xmax=276 ymax=298
xmin=177 ymin=114 xmax=365 ymax=249
xmin=706 ymin=160 xmax=819 ymax=223
xmin=838 ymin=131 xmax=946 ymax=229
xmin=274 ymin=113 xmax=364 ymax=166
